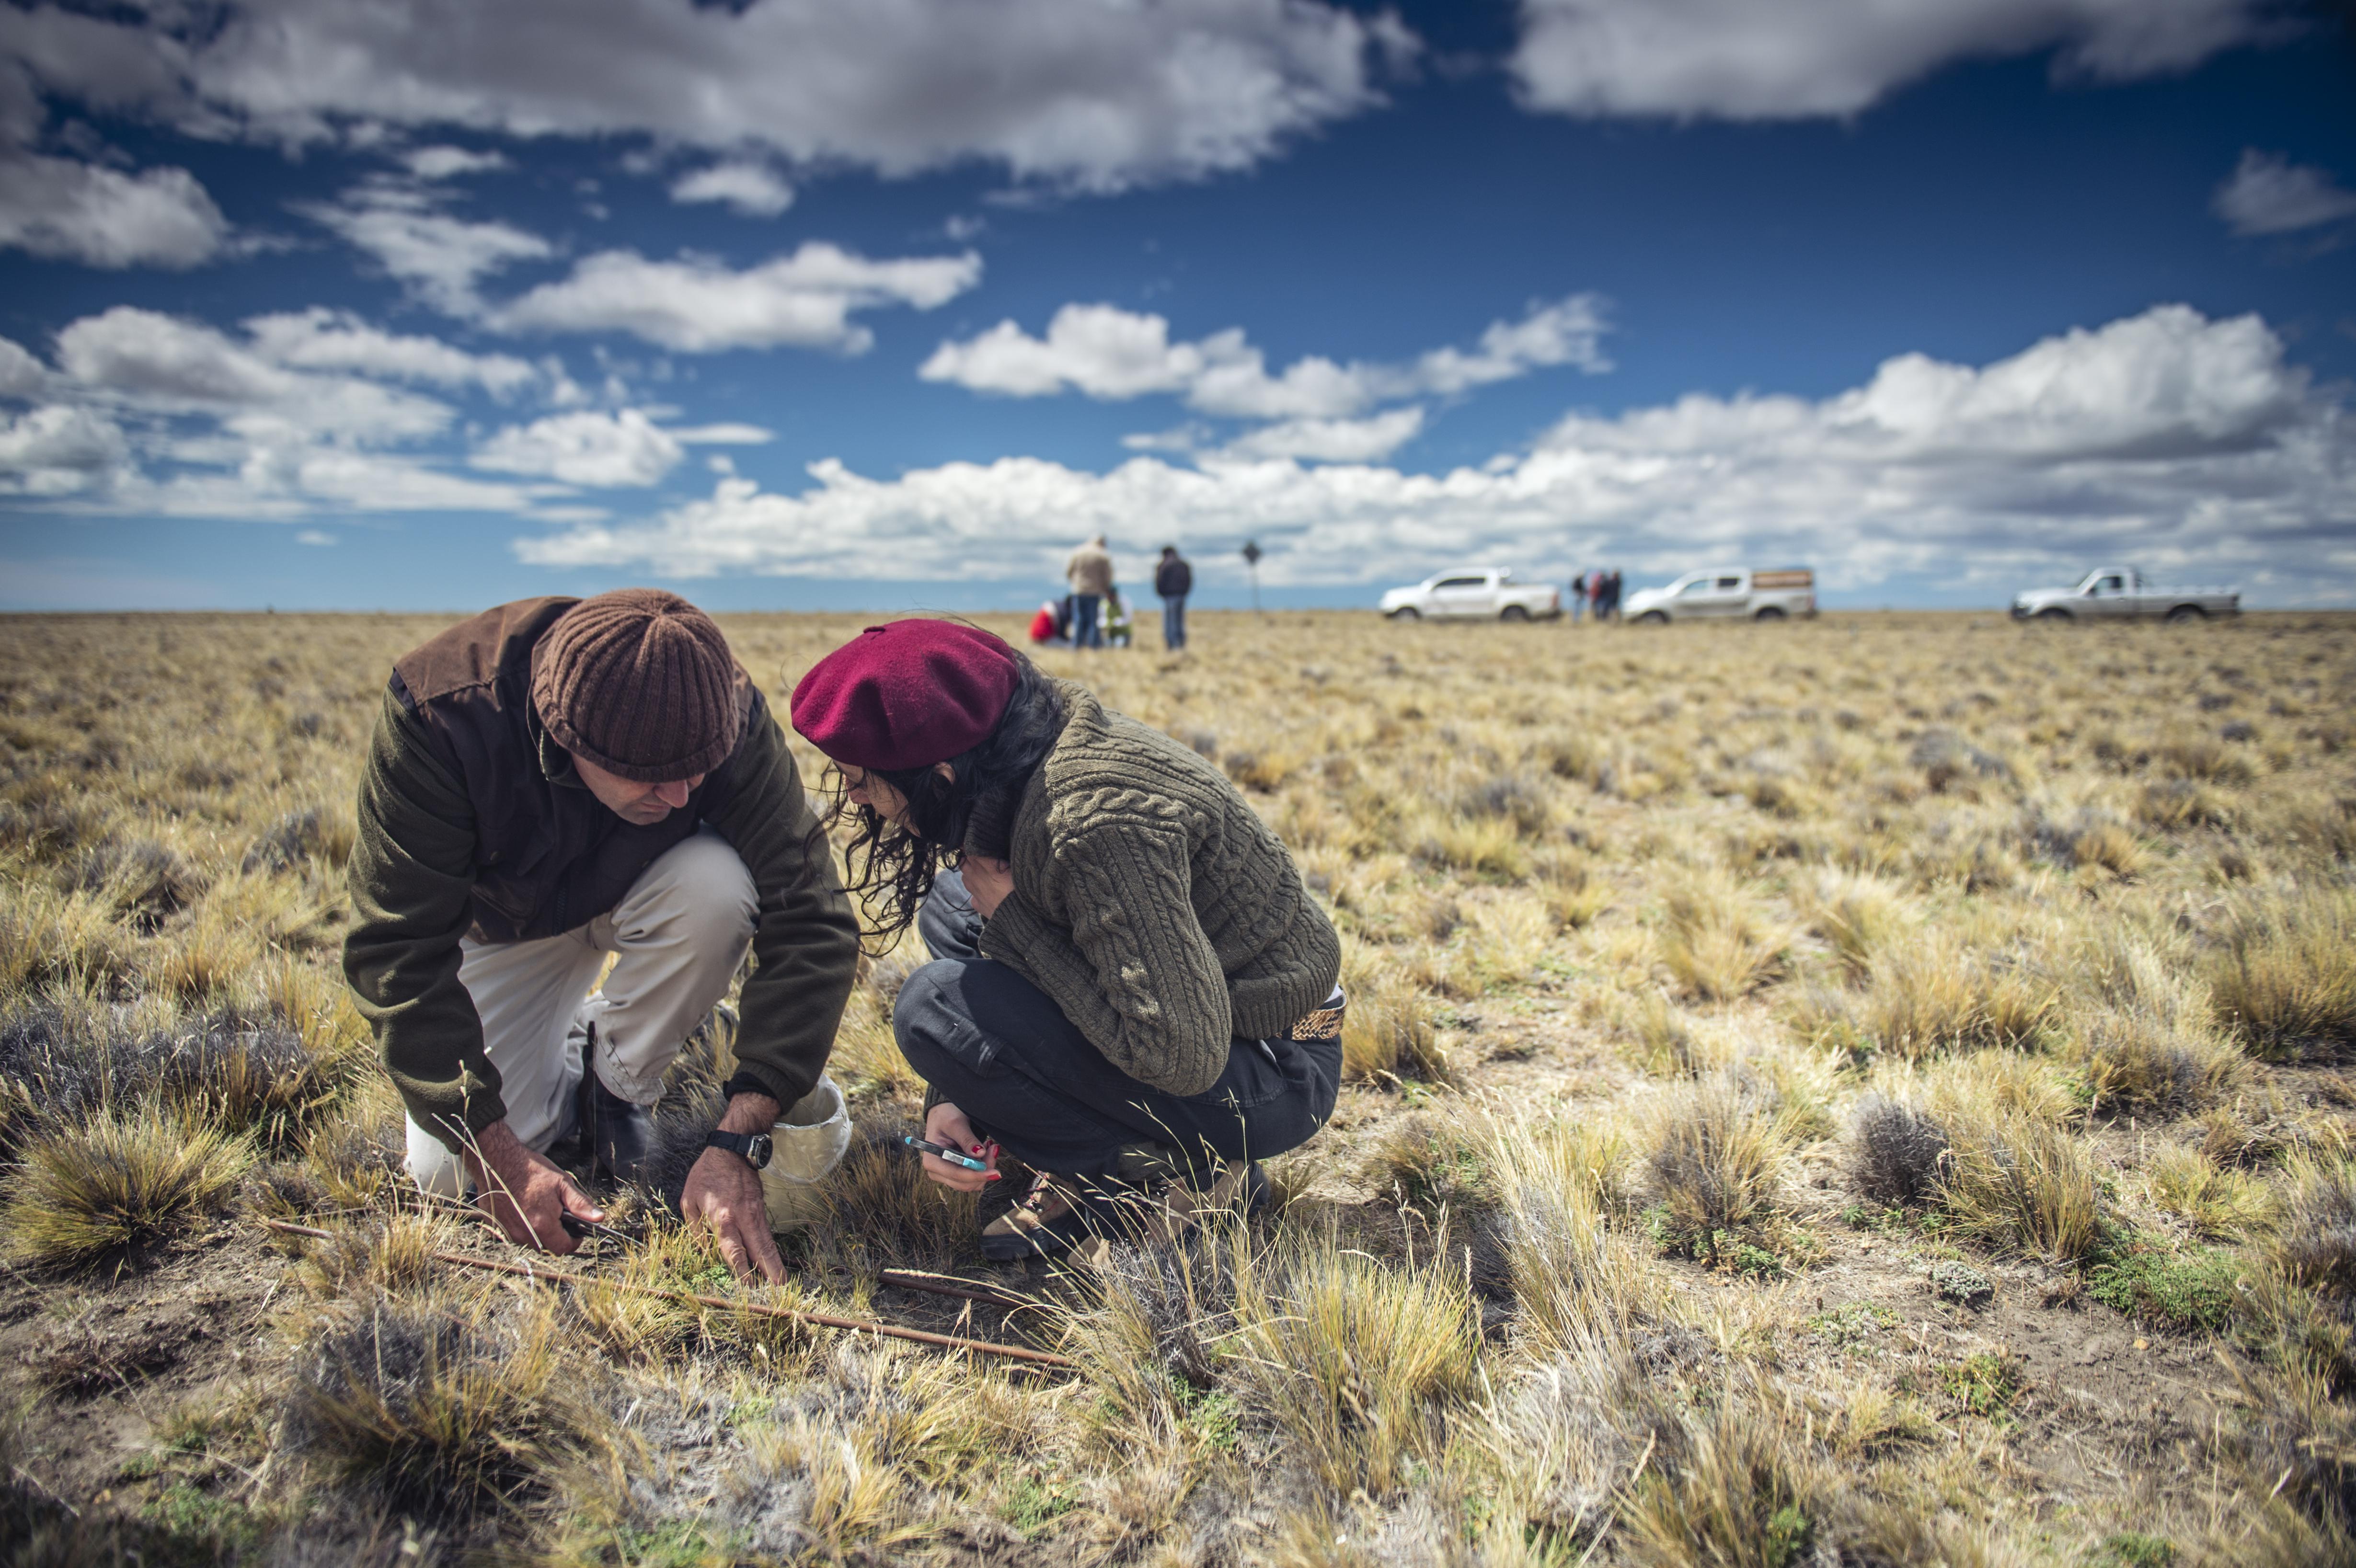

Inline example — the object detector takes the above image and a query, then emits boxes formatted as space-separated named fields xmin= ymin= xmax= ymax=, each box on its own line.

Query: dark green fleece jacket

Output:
xmin=344 ymin=607 xmax=858 ymax=1154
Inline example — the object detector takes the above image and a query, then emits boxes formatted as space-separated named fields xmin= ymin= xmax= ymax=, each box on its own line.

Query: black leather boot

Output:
xmin=572 ymin=1022 xmax=658 ymax=1185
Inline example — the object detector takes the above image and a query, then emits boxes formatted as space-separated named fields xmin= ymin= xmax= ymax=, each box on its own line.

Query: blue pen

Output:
xmin=902 ymin=1134 xmax=992 ymax=1172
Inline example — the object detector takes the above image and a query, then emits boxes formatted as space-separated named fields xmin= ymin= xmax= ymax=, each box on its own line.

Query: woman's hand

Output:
xmin=960 ymin=855 xmax=1013 ymax=920
xmin=920 ymin=1101 xmax=1000 ymax=1193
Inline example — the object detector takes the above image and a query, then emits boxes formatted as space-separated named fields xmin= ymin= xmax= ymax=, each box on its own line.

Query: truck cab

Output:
xmin=2010 ymin=568 xmax=2240 ymax=623
xmin=1621 ymin=567 xmax=1816 ymax=624
xmin=1380 ymin=569 xmax=1563 ymax=622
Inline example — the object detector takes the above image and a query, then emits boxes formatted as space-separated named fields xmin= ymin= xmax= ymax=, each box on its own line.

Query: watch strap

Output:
xmin=705 ymin=1128 xmax=773 ymax=1170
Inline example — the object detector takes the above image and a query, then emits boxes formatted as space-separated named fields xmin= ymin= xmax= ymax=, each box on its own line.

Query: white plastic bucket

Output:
xmin=759 ymin=1075 xmax=851 ymax=1233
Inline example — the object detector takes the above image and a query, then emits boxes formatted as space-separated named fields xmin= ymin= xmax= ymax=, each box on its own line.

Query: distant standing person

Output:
xmin=1066 ymin=534 xmax=1114 ymax=650
xmin=1568 ymin=569 xmax=1586 ymax=625
xmin=1155 ymin=545 xmax=1193 ymax=650
xmin=1603 ymin=570 xmax=1623 ymax=621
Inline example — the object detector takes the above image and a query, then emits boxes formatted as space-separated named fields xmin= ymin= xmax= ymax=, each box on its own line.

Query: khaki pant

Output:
xmin=406 ymin=826 xmax=757 ymax=1195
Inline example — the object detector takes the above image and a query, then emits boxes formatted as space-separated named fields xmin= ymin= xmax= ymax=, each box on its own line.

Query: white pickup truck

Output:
xmin=1623 ymin=567 xmax=1816 ymax=624
xmin=1380 ymin=569 xmax=1563 ymax=621
xmin=2011 ymin=569 xmax=2240 ymax=623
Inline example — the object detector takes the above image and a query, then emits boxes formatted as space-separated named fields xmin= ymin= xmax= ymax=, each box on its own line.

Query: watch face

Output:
xmin=748 ymin=1133 xmax=774 ymax=1169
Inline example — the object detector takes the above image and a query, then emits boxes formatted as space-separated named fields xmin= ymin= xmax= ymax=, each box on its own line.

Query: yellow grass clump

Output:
xmin=0 ymin=1100 xmax=252 ymax=1270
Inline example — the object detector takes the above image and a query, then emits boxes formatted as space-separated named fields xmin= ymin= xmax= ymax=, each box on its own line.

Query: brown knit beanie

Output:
xmin=530 ymin=589 xmax=742 ymax=783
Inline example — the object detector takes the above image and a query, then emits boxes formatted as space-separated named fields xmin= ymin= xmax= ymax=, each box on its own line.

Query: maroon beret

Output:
xmin=790 ymin=620 xmax=1022 ymax=771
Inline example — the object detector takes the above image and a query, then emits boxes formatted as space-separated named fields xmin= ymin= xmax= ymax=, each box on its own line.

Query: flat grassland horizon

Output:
xmin=0 ymin=607 xmax=2351 ymax=1567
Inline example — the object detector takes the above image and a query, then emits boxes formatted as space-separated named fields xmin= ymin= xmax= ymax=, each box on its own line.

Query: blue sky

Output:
xmin=1 ymin=0 xmax=2352 ymax=611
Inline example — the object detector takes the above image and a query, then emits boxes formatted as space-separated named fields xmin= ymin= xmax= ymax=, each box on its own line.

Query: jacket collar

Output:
xmin=527 ymin=692 xmax=588 ymax=790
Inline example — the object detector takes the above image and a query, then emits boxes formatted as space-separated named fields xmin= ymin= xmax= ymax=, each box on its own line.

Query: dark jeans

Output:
xmin=1070 ymin=593 xmax=1103 ymax=649
xmin=896 ymin=870 xmax=1340 ymax=1179
xmin=1161 ymin=595 xmax=1187 ymax=649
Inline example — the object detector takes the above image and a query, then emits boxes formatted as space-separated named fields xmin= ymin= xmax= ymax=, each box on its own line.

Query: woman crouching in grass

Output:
xmin=790 ymin=619 xmax=1344 ymax=1260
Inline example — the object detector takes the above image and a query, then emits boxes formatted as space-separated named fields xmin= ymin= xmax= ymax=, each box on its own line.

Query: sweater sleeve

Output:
xmin=979 ymin=800 xmax=1232 ymax=1097
xmin=702 ymin=698 xmax=862 ymax=1111
xmin=343 ymin=687 xmax=506 ymax=1153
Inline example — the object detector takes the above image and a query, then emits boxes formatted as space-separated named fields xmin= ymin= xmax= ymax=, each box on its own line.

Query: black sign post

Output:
xmin=1241 ymin=539 xmax=1263 ymax=617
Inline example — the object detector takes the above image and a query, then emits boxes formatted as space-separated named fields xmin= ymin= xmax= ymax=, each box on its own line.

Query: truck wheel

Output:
xmin=2165 ymin=604 xmax=2206 ymax=623
xmin=1387 ymin=607 xmax=1420 ymax=621
xmin=1637 ymin=610 xmax=1669 ymax=626
xmin=2035 ymin=608 xmax=2072 ymax=622
xmin=1500 ymin=604 xmax=1529 ymax=622
xmin=1753 ymin=606 xmax=1786 ymax=622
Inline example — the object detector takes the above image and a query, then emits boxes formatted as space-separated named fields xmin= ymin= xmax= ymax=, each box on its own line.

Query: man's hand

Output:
xmin=464 ymin=1121 xmax=603 ymax=1256
xmin=683 ymin=1091 xmax=787 ymax=1283
xmin=919 ymin=1101 xmax=1000 ymax=1194
xmin=960 ymin=856 xmax=1013 ymax=920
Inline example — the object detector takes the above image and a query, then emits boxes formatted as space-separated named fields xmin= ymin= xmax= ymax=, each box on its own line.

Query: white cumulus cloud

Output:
xmin=4 ymin=0 xmax=1408 ymax=194
xmin=471 ymin=409 xmax=684 ymax=487
xmin=489 ymin=243 xmax=982 ymax=353
xmin=0 ymin=404 xmax=129 ymax=496
xmin=299 ymin=181 xmax=553 ymax=315
xmin=669 ymin=160 xmax=794 ymax=217
xmin=0 ymin=152 xmax=228 ymax=267
xmin=1511 ymin=0 xmax=2273 ymax=121
xmin=668 ymin=423 xmax=774 ymax=445
xmin=1222 ymin=407 xmax=1427 ymax=463
xmin=8 ymin=304 xmax=586 ymax=521
xmin=55 ymin=306 xmax=454 ymax=441
xmin=0 ymin=336 xmax=47 ymax=400
xmin=921 ymin=295 xmax=1609 ymax=429
xmin=519 ymin=305 xmax=2353 ymax=605
xmin=2213 ymin=148 xmax=2356 ymax=236
xmin=243 ymin=308 xmax=540 ymax=396
xmin=402 ymin=145 xmax=509 ymax=180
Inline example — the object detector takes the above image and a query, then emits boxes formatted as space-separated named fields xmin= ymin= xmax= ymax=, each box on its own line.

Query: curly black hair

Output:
xmin=824 ymin=652 xmax=1066 ymax=948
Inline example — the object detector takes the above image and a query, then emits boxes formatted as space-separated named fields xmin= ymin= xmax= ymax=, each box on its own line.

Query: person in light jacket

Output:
xmin=789 ymin=620 xmax=1344 ymax=1259
xmin=1064 ymin=534 xmax=1114 ymax=649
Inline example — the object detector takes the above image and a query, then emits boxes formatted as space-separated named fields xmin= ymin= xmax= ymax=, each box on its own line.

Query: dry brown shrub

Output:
xmin=280 ymin=1291 xmax=607 ymax=1530
xmin=1657 ymin=870 xmax=1790 ymax=1001
xmin=1846 ymin=1092 xmax=1949 ymax=1206
xmin=1338 ymin=947 xmax=1448 ymax=1083
xmin=1645 ymin=1072 xmax=1795 ymax=1251
xmin=1931 ymin=1110 xmax=2104 ymax=1262
xmin=2207 ymin=883 xmax=2356 ymax=1059
xmin=0 ymin=1099 xmax=252 ymax=1270
xmin=2268 ymin=1153 xmax=2356 ymax=1295
xmin=1796 ymin=870 xmax=1908 ymax=974
xmin=1228 ymin=1232 xmax=1478 ymax=1498
xmin=1827 ymin=930 xmax=2055 ymax=1060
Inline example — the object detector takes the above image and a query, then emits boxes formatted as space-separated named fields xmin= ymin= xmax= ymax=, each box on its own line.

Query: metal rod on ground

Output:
xmin=878 ymin=1268 xmax=1042 ymax=1310
xmin=255 ymin=1218 xmax=1076 ymax=1369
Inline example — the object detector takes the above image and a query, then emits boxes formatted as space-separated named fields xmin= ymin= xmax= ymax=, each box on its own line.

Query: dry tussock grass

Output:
xmin=1 ymin=607 xmax=2352 ymax=1562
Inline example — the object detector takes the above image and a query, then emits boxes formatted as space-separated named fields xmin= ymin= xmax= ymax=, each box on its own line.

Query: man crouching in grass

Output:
xmin=343 ymin=590 xmax=859 ymax=1281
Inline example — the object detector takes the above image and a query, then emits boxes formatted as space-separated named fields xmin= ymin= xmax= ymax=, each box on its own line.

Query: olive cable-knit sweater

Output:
xmin=969 ymin=683 xmax=1341 ymax=1098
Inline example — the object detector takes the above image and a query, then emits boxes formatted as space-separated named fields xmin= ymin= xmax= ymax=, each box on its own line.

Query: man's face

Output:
xmin=572 ymin=753 xmax=705 ymax=825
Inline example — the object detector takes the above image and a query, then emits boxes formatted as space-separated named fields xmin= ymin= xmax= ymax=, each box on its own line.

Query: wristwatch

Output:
xmin=705 ymin=1129 xmax=774 ymax=1170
